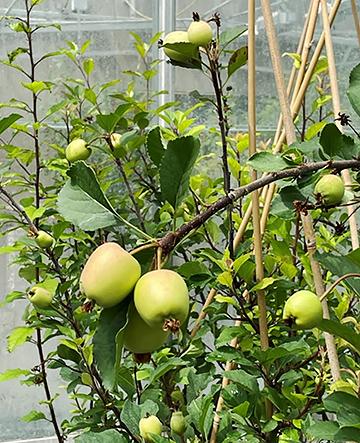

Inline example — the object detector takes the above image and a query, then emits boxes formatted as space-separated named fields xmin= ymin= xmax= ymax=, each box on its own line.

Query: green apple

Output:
xmin=123 ymin=303 xmax=169 ymax=354
xmin=139 ymin=415 xmax=162 ymax=442
xmin=110 ymin=133 xmax=121 ymax=149
xmin=35 ymin=230 xmax=54 ymax=249
xmin=170 ymin=411 xmax=186 ymax=436
xmin=28 ymin=286 xmax=53 ymax=308
xmin=283 ymin=290 xmax=323 ymax=329
xmin=314 ymin=174 xmax=345 ymax=206
xmin=187 ymin=20 xmax=213 ymax=47
xmin=163 ymin=31 xmax=196 ymax=62
xmin=65 ymin=138 xmax=91 ymax=163
xmin=134 ymin=269 xmax=189 ymax=332
xmin=80 ymin=242 xmax=141 ymax=308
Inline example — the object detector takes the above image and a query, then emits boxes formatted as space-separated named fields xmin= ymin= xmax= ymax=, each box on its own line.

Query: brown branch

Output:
xmin=158 ymin=159 xmax=360 ymax=255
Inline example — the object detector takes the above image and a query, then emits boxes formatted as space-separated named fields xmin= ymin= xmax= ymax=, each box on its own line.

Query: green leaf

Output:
xmin=57 ymin=161 xmax=118 ymax=230
xmin=317 ymin=319 xmax=360 ymax=354
xmin=220 ymin=26 xmax=248 ymax=50
xmin=83 ymin=58 xmax=94 ymax=76
xmin=0 ymin=113 xmax=22 ymax=134
xmin=146 ymin=126 xmax=165 ymax=166
xmin=120 ymin=400 xmax=141 ymax=435
xmin=57 ymin=343 xmax=81 ymax=364
xmin=75 ymin=430 xmax=129 ymax=443
xmin=93 ymin=298 xmax=130 ymax=390
xmin=0 ymin=368 xmax=30 ymax=382
xmin=334 ymin=427 xmax=360 ymax=442
xmin=22 ymin=81 xmax=53 ymax=94
xmin=160 ymin=136 xmax=200 ymax=207
xmin=117 ymin=366 xmax=135 ymax=397
xmin=304 ymin=121 xmax=327 ymax=141
xmin=316 ymin=249 xmax=360 ymax=295
xmin=21 ymin=410 xmax=46 ymax=422
xmin=247 ymin=152 xmax=292 ymax=172
xmin=347 ymin=62 xmax=360 ymax=118
xmin=227 ymin=46 xmax=248 ymax=79
xmin=319 ymin=123 xmax=357 ymax=160
xmin=306 ymin=421 xmax=339 ymax=440
xmin=7 ymin=327 xmax=35 ymax=352
xmin=223 ymin=369 xmax=259 ymax=394
xmin=251 ymin=277 xmax=275 ymax=292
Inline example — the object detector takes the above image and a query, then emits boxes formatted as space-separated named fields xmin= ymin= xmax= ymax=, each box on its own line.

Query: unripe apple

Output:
xmin=314 ymin=174 xmax=344 ymax=206
xmin=28 ymin=286 xmax=53 ymax=308
xmin=187 ymin=20 xmax=213 ymax=47
xmin=65 ymin=138 xmax=91 ymax=163
xmin=283 ymin=290 xmax=323 ymax=329
xmin=123 ymin=303 xmax=169 ymax=354
xmin=139 ymin=415 xmax=162 ymax=442
xmin=35 ymin=230 xmax=54 ymax=249
xmin=170 ymin=411 xmax=186 ymax=436
xmin=80 ymin=242 xmax=141 ymax=308
xmin=163 ymin=31 xmax=196 ymax=62
xmin=134 ymin=269 xmax=189 ymax=332
xmin=110 ymin=133 xmax=121 ymax=149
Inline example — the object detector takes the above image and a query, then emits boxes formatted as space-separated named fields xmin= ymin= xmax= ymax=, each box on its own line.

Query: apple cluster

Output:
xmin=162 ymin=19 xmax=213 ymax=63
xmin=80 ymin=242 xmax=190 ymax=355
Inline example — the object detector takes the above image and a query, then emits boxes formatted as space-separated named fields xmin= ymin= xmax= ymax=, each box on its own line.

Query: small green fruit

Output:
xmin=80 ymin=242 xmax=141 ymax=308
xmin=134 ymin=269 xmax=189 ymax=331
xmin=163 ymin=31 xmax=196 ymax=62
xmin=170 ymin=411 xmax=186 ymax=436
xmin=110 ymin=133 xmax=121 ymax=149
xmin=65 ymin=138 xmax=91 ymax=162
xmin=283 ymin=290 xmax=323 ymax=329
xmin=28 ymin=286 xmax=53 ymax=308
xmin=139 ymin=415 xmax=162 ymax=442
xmin=187 ymin=20 xmax=213 ymax=47
xmin=314 ymin=174 xmax=344 ymax=206
xmin=35 ymin=230 xmax=54 ymax=249
xmin=123 ymin=303 xmax=169 ymax=354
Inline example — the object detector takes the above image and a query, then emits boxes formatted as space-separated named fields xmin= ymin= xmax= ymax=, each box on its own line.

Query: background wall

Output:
xmin=0 ymin=0 xmax=359 ymax=441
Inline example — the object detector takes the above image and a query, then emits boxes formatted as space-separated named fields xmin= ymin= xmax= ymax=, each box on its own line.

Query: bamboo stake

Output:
xmin=260 ymin=0 xmax=342 ymax=232
xmin=274 ymin=0 xmax=316 ymax=143
xmin=209 ymin=320 xmax=240 ymax=443
xmin=320 ymin=0 xmax=359 ymax=250
xmin=260 ymin=0 xmax=297 ymax=145
xmin=301 ymin=213 xmax=341 ymax=381
xmin=351 ymin=0 xmax=360 ymax=47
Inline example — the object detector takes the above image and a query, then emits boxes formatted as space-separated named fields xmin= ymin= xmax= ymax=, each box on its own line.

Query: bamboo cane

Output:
xmin=351 ymin=0 xmax=360 ymax=46
xmin=260 ymin=0 xmax=342 ymax=232
xmin=260 ymin=0 xmax=297 ymax=145
xmin=301 ymin=213 xmax=341 ymax=381
xmin=320 ymin=0 xmax=359 ymax=250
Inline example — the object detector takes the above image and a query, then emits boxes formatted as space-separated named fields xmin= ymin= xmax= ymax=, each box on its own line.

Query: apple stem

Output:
xmin=129 ymin=242 xmax=158 ymax=256
xmin=319 ymin=273 xmax=360 ymax=302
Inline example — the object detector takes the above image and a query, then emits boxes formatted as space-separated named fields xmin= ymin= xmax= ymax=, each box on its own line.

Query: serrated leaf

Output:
xmin=317 ymin=319 xmax=360 ymax=353
xmin=146 ymin=126 xmax=165 ymax=166
xmin=0 ymin=368 xmax=30 ymax=382
xmin=7 ymin=327 xmax=35 ymax=352
xmin=247 ymin=151 xmax=292 ymax=172
xmin=160 ymin=136 xmax=200 ymax=207
xmin=227 ymin=46 xmax=248 ymax=79
xmin=117 ymin=366 xmax=135 ymax=397
xmin=93 ymin=298 xmax=130 ymax=390
xmin=251 ymin=277 xmax=275 ymax=292
xmin=57 ymin=161 xmax=118 ymax=230
xmin=347 ymin=62 xmax=360 ymax=118
xmin=21 ymin=410 xmax=46 ymax=422
xmin=0 ymin=113 xmax=22 ymax=134
xmin=223 ymin=369 xmax=259 ymax=394
xmin=120 ymin=400 xmax=141 ymax=435
xmin=319 ymin=123 xmax=357 ymax=160
xmin=306 ymin=421 xmax=339 ymax=440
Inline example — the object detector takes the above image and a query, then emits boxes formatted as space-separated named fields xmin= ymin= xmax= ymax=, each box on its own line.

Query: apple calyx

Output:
xmin=163 ymin=318 xmax=181 ymax=333
xmin=133 ymin=353 xmax=151 ymax=364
